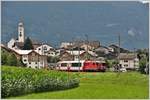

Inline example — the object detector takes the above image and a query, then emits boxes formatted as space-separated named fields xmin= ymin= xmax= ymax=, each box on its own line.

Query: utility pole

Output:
xmin=78 ymin=40 xmax=80 ymax=72
xmin=85 ymin=34 xmax=89 ymax=60
xmin=133 ymin=48 xmax=136 ymax=69
xmin=118 ymin=33 xmax=121 ymax=72
xmin=71 ymin=38 xmax=74 ymax=61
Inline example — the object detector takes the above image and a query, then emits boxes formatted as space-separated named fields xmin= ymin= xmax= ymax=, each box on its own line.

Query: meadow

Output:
xmin=9 ymin=70 xmax=149 ymax=99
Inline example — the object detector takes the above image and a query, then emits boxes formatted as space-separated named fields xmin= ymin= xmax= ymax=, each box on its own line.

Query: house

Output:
xmin=95 ymin=46 xmax=110 ymax=54
xmin=88 ymin=40 xmax=100 ymax=49
xmin=60 ymin=42 xmax=73 ymax=49
xmin=59 ymin=51 xmax=74 ymax=61
xmin=15 ymin=50 xmax=47 ymax=69
xmin=119 ymin=53 xmax=139 ymax=69
xmin=35 ymin=44 xmax=57 ymax=56
xmin=47 ymin=49 xmax=60 ymax=57
xmin=80 ymin=44 xmax=94 ymax=51
xmin=60 ymin=50 xmax=97 ymax=61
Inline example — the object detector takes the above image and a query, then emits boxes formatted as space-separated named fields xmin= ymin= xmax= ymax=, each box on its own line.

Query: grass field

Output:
xmin=10 ymin=72 xmax=149 ymax=99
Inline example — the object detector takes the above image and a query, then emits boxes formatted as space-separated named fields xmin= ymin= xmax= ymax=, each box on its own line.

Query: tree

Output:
xmin=7 ymin=54 xmax=17 ymax=66
xmin=1 ymin=51 xmax=8 ymax=65
xmin=137 ymin=49 xmax=149 ymax=74
xmin=105 ymin=59 xmax=118 ymax=68
xmin=23 ymin=37 xmax=33 ymax=50
xmin=47 ymin=56 xmax=60 ymax=63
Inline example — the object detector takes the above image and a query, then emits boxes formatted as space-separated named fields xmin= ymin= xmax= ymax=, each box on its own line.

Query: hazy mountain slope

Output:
xmin=1 ymin=1 xmax=149 ymax=50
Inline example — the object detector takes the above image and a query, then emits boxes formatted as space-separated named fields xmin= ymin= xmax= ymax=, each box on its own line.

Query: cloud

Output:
xmin=105 ymin=23 xmax=119 ymax=27
xmin=138 ymin=0 xmax=149 ymax=4
xmin=128 ymin=28 xmax=135 ymax=37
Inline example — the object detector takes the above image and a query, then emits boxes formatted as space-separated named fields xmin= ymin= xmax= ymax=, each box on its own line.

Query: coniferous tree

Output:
xmin=23 ymin=37 xmax=33 ymax=50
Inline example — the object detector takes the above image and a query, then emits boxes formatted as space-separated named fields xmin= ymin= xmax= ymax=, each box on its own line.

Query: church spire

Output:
xmin=18 ymin=17 xmax=25 ymax=43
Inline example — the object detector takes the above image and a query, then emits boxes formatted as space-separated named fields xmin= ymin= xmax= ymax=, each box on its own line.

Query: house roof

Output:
xmin=15 ymin=42 xmax=24 ymax=49
xmin=1 ymin=44 xmax=21 ymax=56
xmin=66 ymin=50 xmax=85 ymax=56
xmin=65 ymin=50 xmax=97 ymax=56
xmin=119 ymin=53 xmax=137 ymax=60
xmin=14 ymin=50 xmax=32 ymax=55
xmin=87 ymin=51 xmax=98 ymax=56
xmin=15 ymin=49 xmax=47 ymax=56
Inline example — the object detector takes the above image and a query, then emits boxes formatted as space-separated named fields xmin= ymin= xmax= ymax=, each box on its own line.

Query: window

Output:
xmin=44 ymin=46 xmax=47 ymax=50
xmin=61 ymin=63 xmax=67 ymax=67
xmin=24 ymin=59 xmax=27 ymax=62
xmin=35 ymin=62 xmax=38 ymax=64
xmin=124 ymin=64 xmax=128 ymax=67
xmin=29 ymin=62 xmax=31 ymax=64
xmin=124 ymin=60 xmax=128 ymax=62
xmin=72 ymin=63 xmax=81 ymax=67
xmin=29 ymin=66 xmax=31 ymax=68
xmin=35 ymin=66 xmax=38 ymax=68
xmin=20 ymin=32 xmax=22 ymax=37
xmin=38 ymin=48 xmax=41 ymax=50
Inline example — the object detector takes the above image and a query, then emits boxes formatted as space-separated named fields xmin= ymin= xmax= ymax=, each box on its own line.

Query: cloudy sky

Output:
xmin=1 ymin=1 xmax=149 ymax=50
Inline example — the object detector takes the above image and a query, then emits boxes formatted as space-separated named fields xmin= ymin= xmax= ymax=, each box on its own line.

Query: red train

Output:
xmin=56 ymin=60 xmax=106 ymax=72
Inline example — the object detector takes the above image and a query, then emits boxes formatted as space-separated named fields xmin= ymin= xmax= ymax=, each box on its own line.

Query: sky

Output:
xmin=1 ymin=1 xmax=149 ymax=50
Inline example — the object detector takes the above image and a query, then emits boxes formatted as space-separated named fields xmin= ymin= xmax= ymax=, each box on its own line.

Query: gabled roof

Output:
xmin=14 ymin=50 xmax=32 ymax=55
xmin=87 ymin=51 xmax=98 ymax=56
xmin=119 ymin=53 xmax=137 ymax=60
xmin=1 ymin=44 xmax=21 ymax=56
xmin=14 ymin=49 xmax=47 ymax=56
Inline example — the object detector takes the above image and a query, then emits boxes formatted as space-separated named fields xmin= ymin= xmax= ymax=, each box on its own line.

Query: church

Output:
xmin=7 ymin=21 xmax=25 ymax=50
xmin=6 ymin=20 xmax=49 ymax=69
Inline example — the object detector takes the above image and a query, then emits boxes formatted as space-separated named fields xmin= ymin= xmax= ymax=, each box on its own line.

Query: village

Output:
xmin=1 ymin=20 xmax=143 ymax=72
xmin=2 ymin=1 xmax=149 ymax=98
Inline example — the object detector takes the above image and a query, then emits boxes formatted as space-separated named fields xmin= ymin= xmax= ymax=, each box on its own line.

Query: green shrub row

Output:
xmin=1 ymin=66 xmax=79 ymax=98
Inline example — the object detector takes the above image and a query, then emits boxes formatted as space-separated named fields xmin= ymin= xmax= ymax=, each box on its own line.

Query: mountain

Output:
xmin=1 ymin=1 xmax=149 ymax=50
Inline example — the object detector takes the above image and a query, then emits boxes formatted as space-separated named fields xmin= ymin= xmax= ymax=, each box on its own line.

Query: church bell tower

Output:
xmin=18 ymin=20 xmax=25 ymax=43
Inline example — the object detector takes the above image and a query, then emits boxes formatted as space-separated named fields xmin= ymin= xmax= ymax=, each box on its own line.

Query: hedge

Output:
xmin=1 ymin=66 xmax=79 ymax=98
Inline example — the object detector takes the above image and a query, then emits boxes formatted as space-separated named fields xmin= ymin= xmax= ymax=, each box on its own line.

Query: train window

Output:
xmin=61 ymin=63 xmax=67 ymax=67
xmin=72 ymin=63 xmax=81 ymax=67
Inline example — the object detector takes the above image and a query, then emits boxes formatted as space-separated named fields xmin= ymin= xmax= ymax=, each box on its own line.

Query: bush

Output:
xmin=7 ymin=54 xmax=18 ymax=66
xmin=1 ymin=66 xmax=79 ymax=98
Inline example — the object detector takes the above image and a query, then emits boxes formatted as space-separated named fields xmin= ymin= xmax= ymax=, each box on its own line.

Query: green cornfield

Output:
xmin=1 ymin=66 xmax=79 ymax=98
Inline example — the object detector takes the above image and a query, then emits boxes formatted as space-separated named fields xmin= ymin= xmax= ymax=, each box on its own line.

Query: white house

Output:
xmin=35 ymin=44 xmax=58 ymax=56
xmin=15 ymin=50 xmax=47 ymax=69
xmin=119 ymin=53 xmax=139 ymax=69
xmin=60 ymin=42 xmax=73 ymax=48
